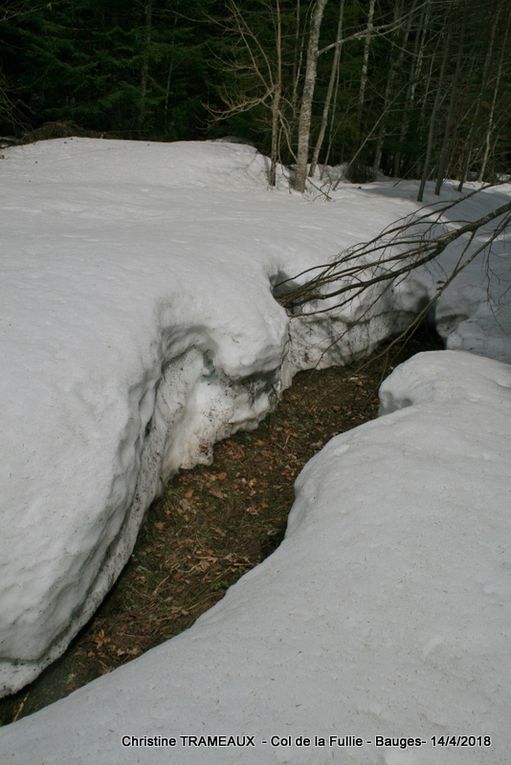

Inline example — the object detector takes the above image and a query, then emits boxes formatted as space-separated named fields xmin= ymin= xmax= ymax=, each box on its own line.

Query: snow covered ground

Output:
xmin=1 ymin=350 xmax=510 ymax=765
xmin=0 ymin=138 xmax=510 ymax=754
xmin=0 ymin=138 xmax=420 ymax=695
xmin=372 ymin=180 xmax=511 ymax=361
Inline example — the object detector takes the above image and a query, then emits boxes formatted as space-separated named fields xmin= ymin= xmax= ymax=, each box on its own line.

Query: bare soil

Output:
xmin=0 ymin=329 xmax=442 ymax=726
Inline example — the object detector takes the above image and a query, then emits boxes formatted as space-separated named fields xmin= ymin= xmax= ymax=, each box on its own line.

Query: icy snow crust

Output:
xmin=1 ymin=350 xmax=510 ymax=765
xmin=0 ymin=138 xmax=509 ymax=698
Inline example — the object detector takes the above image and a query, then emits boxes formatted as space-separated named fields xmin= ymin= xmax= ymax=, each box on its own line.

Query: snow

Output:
xmin=406 ymin=184 xmax=511 ymax=361
xmin=1 ymin=350 xmax=510 ymax=765
xmin=0 ymin=138 xmax=423 ymax=694
xmin=0 ymin=137 xmax=510 ymax=754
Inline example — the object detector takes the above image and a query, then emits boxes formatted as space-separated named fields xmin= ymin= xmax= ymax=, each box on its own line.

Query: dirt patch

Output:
xmin=0 ymin=329 xmax=442 ymax=725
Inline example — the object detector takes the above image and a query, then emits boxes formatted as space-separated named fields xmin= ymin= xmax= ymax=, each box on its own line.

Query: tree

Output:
xmin=293 ymin=0 xmax=328 ymax=191
xmin=356 ymin=0 xmax=375 ymax=124
xmin=308 ymin=0 xmax=344 ymax=178
xmin=478 ymin=5 xmax=511 ymax=182
xmin=274 ymin=189 xmax=511 ymax=340
xmin=0 ymin=0 xmax=509 ymax=187
xmin=0 ymin=0 xmax=216 ymax=140
xmin=210 ymin=0 xmax=287 ymax=185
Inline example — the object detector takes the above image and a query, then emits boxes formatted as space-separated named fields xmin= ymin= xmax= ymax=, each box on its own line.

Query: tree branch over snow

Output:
xmin=275 ymin=191 xmax=511 ymax=317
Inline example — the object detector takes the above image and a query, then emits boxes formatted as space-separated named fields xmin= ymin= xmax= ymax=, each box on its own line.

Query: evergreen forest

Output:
xmin=1 ymin=0 xmax=510 ymax=191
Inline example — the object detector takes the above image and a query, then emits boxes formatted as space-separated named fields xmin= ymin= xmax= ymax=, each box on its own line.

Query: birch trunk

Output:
xmin=357 ymin=0 xmax=376 ymax=124
xmin=418 ymin=29 xmax=450 ymax=202
xmin=478 ymin=9 xmax=510 ymax=182
xmin=291 ymin=0 xmax=304 ymax=125
xmin=269 ymin=0 xmax=283 ymax=187
xmin=294 ymin=0 xmax=329 ymax=192
xmin=435 ymin=9 xmax=466 ymax=195
xmin=309 ymin=0 xmax=345 ymax=177
xmin=457 ymin=12 xmax=497 ymax=191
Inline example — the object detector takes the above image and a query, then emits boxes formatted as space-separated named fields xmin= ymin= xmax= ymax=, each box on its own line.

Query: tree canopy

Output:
xmin=1 ymin=0 xmax=510 ymax=189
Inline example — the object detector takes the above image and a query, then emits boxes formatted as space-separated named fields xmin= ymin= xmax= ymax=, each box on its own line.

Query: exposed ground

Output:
xmin=0 ymin=329 xmax=442 ymax=726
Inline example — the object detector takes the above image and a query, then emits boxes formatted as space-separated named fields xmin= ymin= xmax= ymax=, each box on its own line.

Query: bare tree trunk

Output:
xmin=270 ymin=85 xmax=282 ymax=186
xmin=138 ymin=0 xmax=153 ymax=131
xmin=458 ymin=10 xmax=498 ymax=190
xmin=357 ymin=0 xmax=376 ymax=124
xmin=435 ymin=7 xmax=466 ymax=195
xmin=212 ymin=0 xmax=286 ymax=186
xmin=294 ymin=0 xmax=329 ymax=192
xmin=309 ymin=0 xmax=344 ymax=177
xmin=418 ymin=28 xmax=450 ymax=202
xmin=164 ymin=2 xmax=179 ymax=134
xmin=291 ymin=0 xmax=303 ymax=121
xmin=373 ymin=0 xmax=412 ymax=173
xmin=393 ymin=0 xmax=430 ymax=177
xmin=478 ymin=8 xmax=510 ymax=182
xmin=322 ymin=58 xmax=341 ymax=170
xmin=270 ymin=0 xmax=282 ymax=186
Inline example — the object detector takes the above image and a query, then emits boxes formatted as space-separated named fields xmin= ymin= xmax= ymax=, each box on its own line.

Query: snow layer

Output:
xmin=364 ymin=180 xmax=511 ymax=361
xmin=0 ymin=138 xmax=509 ymax=696
xmin=0 ymin=138 xmax=413 ymax=694
xmin=1 ymin=350 xmax=510 ymax=765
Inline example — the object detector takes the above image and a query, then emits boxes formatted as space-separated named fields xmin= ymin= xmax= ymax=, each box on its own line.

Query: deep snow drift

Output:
xmin=0 ymin=138 xmax=509 ymax=697
xmin=1 ymin=350 xmax=510 ymax=765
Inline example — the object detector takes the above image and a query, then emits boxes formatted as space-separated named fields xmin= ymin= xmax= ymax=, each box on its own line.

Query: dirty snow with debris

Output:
xmin=0 ymin=138 xmax=510 ymax=761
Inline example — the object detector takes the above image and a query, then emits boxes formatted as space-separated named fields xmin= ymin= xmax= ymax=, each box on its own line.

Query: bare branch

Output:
xmin=318 ymin=1 xmax=429 ymax=56
xmin=275 ymin=193 xmax=511 ymax=319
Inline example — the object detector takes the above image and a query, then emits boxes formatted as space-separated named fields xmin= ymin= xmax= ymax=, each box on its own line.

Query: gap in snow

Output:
xmin=0 ymin=326 xmax=443 ymax=726
xmin=1 ymin=137 xmax=508 ymax=713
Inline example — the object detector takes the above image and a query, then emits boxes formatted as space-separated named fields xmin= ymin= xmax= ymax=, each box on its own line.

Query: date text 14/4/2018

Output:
xmin=431 ymin=735 xmax=492 ymax=747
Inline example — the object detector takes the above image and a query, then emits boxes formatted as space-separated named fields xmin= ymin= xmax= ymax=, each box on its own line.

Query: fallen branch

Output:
xmin=275 ymin=191 xmax=511 ymax=317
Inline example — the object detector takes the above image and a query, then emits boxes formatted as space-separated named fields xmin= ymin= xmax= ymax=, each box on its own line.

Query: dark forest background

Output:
xmin=1 ymin=0 xmax=510 ymax=190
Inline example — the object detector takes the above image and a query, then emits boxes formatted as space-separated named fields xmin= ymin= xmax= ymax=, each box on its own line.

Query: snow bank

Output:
xmin=0 ymin=138 xmax=509 ymax=695
xmin=1 ymin=350 xmax=510 ymax=765
xmin=363 ymin=180 xmax=511 ymax=362
xmin=0 ymin=138 xmax=415 ymax=695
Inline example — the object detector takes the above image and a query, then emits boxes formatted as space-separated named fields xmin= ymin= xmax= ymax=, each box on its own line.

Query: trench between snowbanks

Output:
xmin=0 ymin=326 xmax=445 ymax=724
xmin=0 ymin=269 xmax=420 ymax=698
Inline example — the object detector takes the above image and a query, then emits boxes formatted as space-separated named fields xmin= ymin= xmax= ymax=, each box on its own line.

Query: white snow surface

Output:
xmin=1 ymin=350 xmax=510 ymax=765
xmin=0 ymin=138 xmax=411 ymax=694
xmin=0 ymin=138 xmax=510 ymax=700
xmin=391 ymin=182 xmax=511 ymax=360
